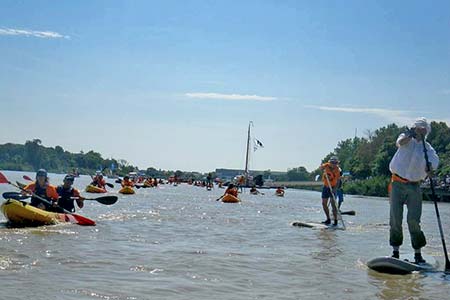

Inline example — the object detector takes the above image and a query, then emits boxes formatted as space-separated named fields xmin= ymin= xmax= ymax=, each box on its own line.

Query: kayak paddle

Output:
xmin=340 ymin=210 xmax=356 ymax=216
xmin=80 ymin=195 xmax=118 ymax=205
xmin=2 ymin=191 xmax=30 ymax=200
xmin=0 ymin=172 xmax=95 ymax=226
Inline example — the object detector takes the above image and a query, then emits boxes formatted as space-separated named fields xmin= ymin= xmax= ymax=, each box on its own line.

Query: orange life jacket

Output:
xmin=321 ymin=163 xmax=341 ymax=187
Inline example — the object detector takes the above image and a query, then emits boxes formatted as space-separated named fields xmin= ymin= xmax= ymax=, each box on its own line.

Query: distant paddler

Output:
xmin=319 ymin=156 xmax=341 ymax=226
xmin=275 ymin=186 xmax=285 ymax=197
xmin=90 ymin=171 xmax=107 ymax=190
xmin=216 ymin=183 xmax=240 ymax=202
xmin=121 ymin=176 xmax=135 ymax=188
xmin=250 ymin=185 xmax=262 ymax=195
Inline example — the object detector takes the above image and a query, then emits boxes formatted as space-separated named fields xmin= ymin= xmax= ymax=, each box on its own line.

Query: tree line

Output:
xmin=0 ymin=139 xmax=213 ymax=181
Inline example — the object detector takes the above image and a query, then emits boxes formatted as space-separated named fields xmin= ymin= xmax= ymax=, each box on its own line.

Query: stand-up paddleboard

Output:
xmin=291 ymin=221 xmax=344 ymax=230
xmin=367 ymin=253 xmax=438 ymax=274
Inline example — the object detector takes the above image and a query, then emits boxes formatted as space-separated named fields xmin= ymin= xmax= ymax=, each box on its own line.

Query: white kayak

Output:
xmin=367 ymin=253 xmax=438 ymax=274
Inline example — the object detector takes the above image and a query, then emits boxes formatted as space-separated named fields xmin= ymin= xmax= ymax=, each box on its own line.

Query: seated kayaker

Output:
xmin=57 ymin=175 xmax=84 ymax=212
xmin=23 ymin=169 xmax=59 ymax=210
xmin=250 ymin=185 xmax=260 ymax=195
xmin=224 ymin=184 xmax=238 ymax=197
xmin=275 ymin=187 xmax=285 ymax=196
xmin=122 ymin=176 xmax=134 ymax=187
xmin=144 ymin=178 xmax=153 ymax=187
xmin=91 ymin=173 xmax=106 ymax=189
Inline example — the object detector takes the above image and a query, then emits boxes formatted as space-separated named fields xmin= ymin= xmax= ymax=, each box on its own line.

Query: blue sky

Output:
xmin=1 ymin=0 xmax=449 ymax=173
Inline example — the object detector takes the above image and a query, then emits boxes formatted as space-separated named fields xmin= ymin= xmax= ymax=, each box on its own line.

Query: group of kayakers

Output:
xmin=22 ymin=169 xmax=84 ymax=213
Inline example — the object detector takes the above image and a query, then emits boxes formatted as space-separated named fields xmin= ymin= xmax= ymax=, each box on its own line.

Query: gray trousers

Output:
xmin=389 ymin=181 xmax=426 ymax=249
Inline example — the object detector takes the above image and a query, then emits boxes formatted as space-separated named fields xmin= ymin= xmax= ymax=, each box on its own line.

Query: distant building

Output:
xmin=215 ymin=169 xmax=244 ymax=182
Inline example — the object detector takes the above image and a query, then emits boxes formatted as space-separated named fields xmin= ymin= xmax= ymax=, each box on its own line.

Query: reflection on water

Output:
xmin=0 ymin=171 xmax=449 ymax=300
xmin=369 ymin=271 xmax=425 ymax=300
xmin=311 ymin=230 xmax=341 ymax=262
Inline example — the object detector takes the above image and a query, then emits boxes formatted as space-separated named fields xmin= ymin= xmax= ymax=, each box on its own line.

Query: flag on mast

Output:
xmin=254 ymin=139 xmax=264 ymax=151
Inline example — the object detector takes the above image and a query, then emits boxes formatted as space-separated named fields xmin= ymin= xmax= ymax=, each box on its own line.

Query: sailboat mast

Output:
xmin=244 ymin=121 xmax=252 ymax=184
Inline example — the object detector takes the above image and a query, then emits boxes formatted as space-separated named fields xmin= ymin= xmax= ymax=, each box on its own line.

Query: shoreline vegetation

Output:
xmin=1 ymin=121 xmax=450 ymax=199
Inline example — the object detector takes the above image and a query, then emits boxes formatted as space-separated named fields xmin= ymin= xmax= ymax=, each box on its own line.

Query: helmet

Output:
xmin=36 ymin=169 xmax=48 ymax=178
xmin=64 ymin=175 xmax=75 ymax=182
xmin=329 ymin=156 xmax=339 ymax=163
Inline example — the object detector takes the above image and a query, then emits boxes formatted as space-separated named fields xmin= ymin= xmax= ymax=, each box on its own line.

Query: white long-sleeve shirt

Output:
xmin=389 ymin=133 xmax=439 ymax=182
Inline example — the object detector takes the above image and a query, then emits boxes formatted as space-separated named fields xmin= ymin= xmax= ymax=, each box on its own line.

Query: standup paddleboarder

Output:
xmin=319 ymin=156 xmax=341 ymax=226
xmin=389 ymin=117 xmax=439 ymax=263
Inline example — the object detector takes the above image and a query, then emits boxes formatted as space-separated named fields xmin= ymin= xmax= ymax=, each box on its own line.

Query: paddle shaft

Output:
xmin=324 ymin=171 xmax=345 ymax=229
xmin=422 ymin=139 xmax=450 ymax=271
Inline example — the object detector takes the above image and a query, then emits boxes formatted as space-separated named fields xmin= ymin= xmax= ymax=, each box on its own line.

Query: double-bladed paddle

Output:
xmin=0 ymin=172 xmax=95 ymax=226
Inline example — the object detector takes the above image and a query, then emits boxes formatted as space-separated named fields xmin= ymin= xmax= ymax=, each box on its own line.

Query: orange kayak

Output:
xmin=222 ymin=194 xmax=240 ymax=203
xmin=119 ymin=186 xmax=135 ymax=194
xmin=85 ymin=185 xmax=107 ymax=193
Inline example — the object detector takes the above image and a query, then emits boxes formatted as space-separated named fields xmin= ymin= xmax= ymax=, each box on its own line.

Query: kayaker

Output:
xmin=319 ymin=156 xmax=341 ymax=226
xmin=23 ymin=169 xmax=59 ymax=210
xmin=122 ymin=176 xmax=134 ymax=187
xmin=57 ymin=175 xmax=84 ymax=212
xmin=223 ymin=183 xmax=238 ymax=197
xmin=388 ymin=117 xmax=439 ymax=263
xmin=250 ymin=185 xmax=261 ymax=195
xmin=144 ymin=177 xmax=153 ymax=187
xmin=91 ymin=173 xmax=106 ymax=189
xmin=275 ymin=186 xmax=285 ymax=196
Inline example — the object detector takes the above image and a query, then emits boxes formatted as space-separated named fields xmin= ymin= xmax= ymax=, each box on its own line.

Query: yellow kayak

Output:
xmin=85 ymin=185 xmax=107 ymax=193
xmin=1 ymin=199 xmax=67 ymax=227
xmin=222 ymin=194 xmax=240 ymax=203
xmin=119 ymin=186 xmax=135 ymax=194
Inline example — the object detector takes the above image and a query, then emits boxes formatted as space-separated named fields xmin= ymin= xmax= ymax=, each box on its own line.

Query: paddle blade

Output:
xmin=340 ymin=210 xmax=356 ymax=216
xmin=2 ymin=192 xmax=29 ymax=200
xmin=105 ymin=182 xmax=114 ymax=188
xmin=0 ymin=172 xmax=10 ymax=184
xmin=65 ymin=213 xmax=96 ymax=226
xmin=16 ymin=181 xmax=27 ymax=189
xmin=23 ymin=175 xmax=33 ymax=181
xmin=89 ymin=196 xmax=118 ymax=205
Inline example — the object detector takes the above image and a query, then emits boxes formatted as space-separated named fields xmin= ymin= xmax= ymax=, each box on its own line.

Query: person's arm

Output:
xmin=397 ymin=133 xmax=412 ymax=147
xmin=73 ymin=189 xmax=84 ymax=208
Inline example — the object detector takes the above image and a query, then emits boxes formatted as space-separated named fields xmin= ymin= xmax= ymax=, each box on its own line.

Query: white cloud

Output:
xmin=185 ymin=92 xmax=276 ymax=102
xmin=0 ymin=28 xmax=69 ymax=39
xmin=305 ymin=105 xmax=415 ymax=125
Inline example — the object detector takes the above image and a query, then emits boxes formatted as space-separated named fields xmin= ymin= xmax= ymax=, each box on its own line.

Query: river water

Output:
xmin=1 ymin=170 xmax=449 ymax=300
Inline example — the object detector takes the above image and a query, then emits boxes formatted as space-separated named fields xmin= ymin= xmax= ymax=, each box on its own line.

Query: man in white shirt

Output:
xmin=389 ymin=117 xmax=439 ymax=263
